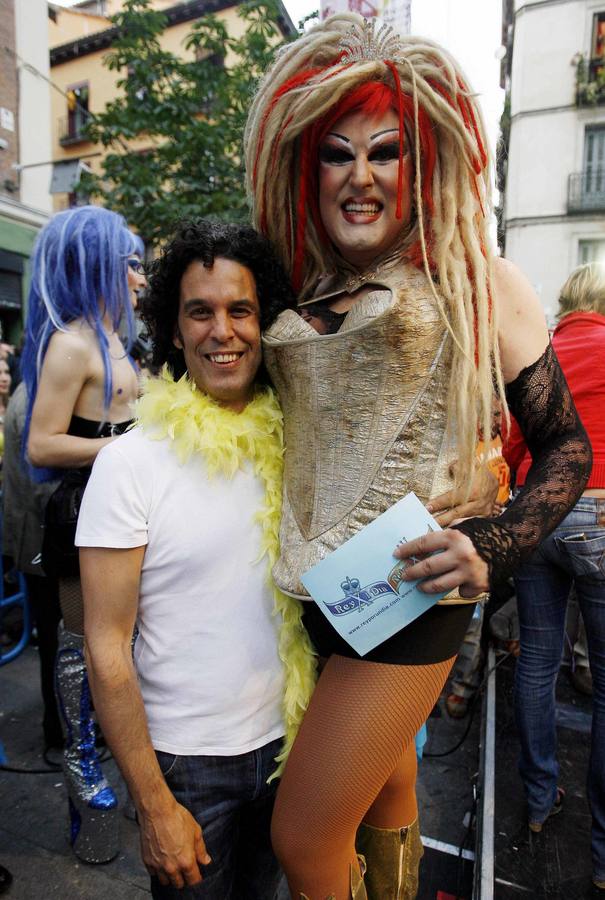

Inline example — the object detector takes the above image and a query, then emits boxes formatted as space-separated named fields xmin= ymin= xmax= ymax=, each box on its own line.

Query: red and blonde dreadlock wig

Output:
xmin=244 ymin=13 xmax=504 ymax=493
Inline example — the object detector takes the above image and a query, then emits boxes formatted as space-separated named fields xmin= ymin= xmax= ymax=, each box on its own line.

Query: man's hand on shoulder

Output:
xmin=139 ymin=794 xmax=211 ymax=889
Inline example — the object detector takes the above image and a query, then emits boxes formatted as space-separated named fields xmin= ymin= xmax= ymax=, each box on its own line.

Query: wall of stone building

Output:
xmin=0 ymin=0 xmax=19 ymax=201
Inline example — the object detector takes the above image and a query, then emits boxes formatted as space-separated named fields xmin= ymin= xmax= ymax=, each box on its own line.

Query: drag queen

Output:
xmin=22 ymin=206 xmax=144 ymax=863
xmin=244 ymin=15 xmax=592 ymax=899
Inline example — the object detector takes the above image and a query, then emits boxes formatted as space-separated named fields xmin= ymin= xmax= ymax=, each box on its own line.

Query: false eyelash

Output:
xmin=368 ymin=142 xmax=401 ymax=162
xmin=318 ymin=146 xmax=354 ymax=165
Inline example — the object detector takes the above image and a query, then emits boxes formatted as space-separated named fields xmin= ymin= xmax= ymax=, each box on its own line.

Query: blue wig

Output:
xmin=22 ymin=205 xmax=140 ymax=480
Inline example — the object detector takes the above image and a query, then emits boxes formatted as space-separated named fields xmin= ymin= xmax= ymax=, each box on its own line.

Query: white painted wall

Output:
xmin=15 ymin=0 xmax=52 ymax=214
xmin=505 ymin=0 xmax=605 ymax=311
xmin=506 ymin=111 xmax=579 ymax=218
xmin=506 ymin=218 xmax=605 ymax=321
xmin=511 ymin=2 xmax=583 ymax=112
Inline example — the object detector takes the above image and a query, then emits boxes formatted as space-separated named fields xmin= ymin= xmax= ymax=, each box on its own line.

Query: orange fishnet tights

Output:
xmin=271 ymin=654 xmax=453 ymax=899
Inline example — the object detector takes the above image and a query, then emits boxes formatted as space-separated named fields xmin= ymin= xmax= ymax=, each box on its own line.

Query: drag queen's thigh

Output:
xmin=271 ymin=653 xmax=453 ymax=855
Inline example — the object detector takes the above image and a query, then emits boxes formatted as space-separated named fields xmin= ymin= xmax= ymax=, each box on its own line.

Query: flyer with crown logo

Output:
xmin=300 ymin=492 xmax=447 ymax=656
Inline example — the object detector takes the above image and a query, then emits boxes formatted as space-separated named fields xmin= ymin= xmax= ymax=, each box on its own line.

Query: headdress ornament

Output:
xmin=338 ymin=17 xmax=405 ymax=65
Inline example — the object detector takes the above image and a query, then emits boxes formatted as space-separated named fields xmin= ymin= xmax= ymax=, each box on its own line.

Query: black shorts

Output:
xmin=302 ymin=600 xmax=476 ymax=665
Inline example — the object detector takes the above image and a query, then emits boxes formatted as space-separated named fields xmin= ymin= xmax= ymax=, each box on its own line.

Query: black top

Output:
xmin=68 ymin=414 xmax=133 ymax=441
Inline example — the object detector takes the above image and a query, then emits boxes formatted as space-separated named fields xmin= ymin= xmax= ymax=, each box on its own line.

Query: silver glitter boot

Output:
xmin=55 ymin=623 xmax=119 ymax=863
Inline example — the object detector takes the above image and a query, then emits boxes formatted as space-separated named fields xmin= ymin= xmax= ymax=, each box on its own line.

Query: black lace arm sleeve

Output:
xmin=453 ymin=343 xmax=592 ymax=591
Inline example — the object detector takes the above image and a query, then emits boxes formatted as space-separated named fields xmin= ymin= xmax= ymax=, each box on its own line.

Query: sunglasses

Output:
xmin=127 ymin=258 xmax=145 ymax=275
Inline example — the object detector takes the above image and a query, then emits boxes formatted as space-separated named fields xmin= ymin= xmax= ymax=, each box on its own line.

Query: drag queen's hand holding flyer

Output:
xmin=301 ymin=493 xmax=448 ymax=656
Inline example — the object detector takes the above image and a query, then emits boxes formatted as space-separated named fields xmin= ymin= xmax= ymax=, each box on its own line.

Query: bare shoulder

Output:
xmin=41 ymin=323 xmax=97 ymax=384
xmin=492 ymin=257 xmax=549 ymax=384
xmin=492 ymin=257 xmax=544 ymax=322
xmin=46 ymin=322 xmax=94 ymax=357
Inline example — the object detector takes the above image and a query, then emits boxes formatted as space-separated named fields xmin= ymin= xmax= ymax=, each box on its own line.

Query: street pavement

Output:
xmin=1 ymin=645 xmax=149 ymax=899
xmin=2 ymin=631 xmax=596 ymax=898
xmin=1 ymin=641 xmax=479 ymax=899
xmin=0 ymin=646 xmax=478 ymax=900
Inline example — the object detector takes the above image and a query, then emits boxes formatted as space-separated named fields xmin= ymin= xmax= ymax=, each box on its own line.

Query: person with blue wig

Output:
xmin=21 ymin=204 xmax=146 ymax=864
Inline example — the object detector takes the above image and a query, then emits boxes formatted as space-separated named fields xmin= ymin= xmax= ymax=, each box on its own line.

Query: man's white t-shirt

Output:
xmin=76 ymin=427 xmax=285 ymax=756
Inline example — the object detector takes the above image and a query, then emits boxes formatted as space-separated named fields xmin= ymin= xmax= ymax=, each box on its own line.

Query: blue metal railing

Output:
xmin=0 ymin=563 xmax=30 ymax=667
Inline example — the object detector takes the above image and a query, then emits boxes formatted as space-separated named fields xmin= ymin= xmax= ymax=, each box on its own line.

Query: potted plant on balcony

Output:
xmin=574 ymin=52 xmax=605 ymax=106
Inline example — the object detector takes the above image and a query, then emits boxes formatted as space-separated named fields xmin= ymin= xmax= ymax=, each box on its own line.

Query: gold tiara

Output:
xmin=338 ymin=18 xmax=405 ymax=65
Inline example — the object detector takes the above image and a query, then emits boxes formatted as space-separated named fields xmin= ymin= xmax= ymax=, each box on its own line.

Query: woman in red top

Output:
xmin=504 ymin=262 xmax=605 ymax=893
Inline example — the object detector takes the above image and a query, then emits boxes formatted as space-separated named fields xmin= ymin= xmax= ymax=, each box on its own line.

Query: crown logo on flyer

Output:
xmin=322 ymin=575 xmax=397 ymax=618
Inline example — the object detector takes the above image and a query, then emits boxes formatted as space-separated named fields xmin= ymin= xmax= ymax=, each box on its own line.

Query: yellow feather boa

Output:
xmin=135 ymin=368 xmax=317 ymax=777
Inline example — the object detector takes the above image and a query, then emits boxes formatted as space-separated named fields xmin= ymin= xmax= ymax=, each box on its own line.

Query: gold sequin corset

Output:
xmin=263 ymin=261 xmax=459 ymax=598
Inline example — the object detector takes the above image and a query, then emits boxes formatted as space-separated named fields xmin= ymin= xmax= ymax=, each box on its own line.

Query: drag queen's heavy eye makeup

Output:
xmin=318 ymin=136 xmax=401 ymax=166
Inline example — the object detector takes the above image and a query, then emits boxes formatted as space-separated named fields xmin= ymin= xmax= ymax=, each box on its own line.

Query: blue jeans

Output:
xmin=151 ymin=737 xmax=285 ymax=899
xmin=513 ymin=497 xmax=605 ymax=881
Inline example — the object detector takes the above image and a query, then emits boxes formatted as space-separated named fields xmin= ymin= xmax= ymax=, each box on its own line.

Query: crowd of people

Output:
xmin=1 ymin=13 xmax=604 ymax=900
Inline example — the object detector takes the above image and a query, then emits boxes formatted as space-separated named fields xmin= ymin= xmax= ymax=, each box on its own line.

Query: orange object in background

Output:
xmin=476 ymin=434 xmax=511 ymax=506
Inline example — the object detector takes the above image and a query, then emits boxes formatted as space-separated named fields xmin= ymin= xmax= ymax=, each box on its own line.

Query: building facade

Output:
xmin=0 ymin=0 xmax=52 ymax=343
xmin=48 ymin=0 xmax=295 ymax=214
xmin=503 ymin=0 xmax=605 ymax=319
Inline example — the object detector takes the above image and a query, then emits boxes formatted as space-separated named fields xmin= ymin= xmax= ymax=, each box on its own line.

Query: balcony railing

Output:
xmin=59 ymin=113 xmax=91 ymax=146
xmin=568 ymin=170 xmax=605 ymax=214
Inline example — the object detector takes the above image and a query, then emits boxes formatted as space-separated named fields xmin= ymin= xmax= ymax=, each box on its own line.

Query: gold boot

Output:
xmin=299 ymin=854 xmax=368 ymax=899
xmin=356 ymin=818 xmax=423 ymax=900
xmin=351 ymin=855 xmax=368 ymax=899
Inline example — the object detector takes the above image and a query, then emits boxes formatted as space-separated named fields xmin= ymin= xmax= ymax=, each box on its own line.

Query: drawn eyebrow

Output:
xmin=326 ymin=131 xmax=350 ymax=143
xmin=325 ymin=128 xmax=399 ymax=144
xmin=370 ymin=128 xmax=399 ymax=140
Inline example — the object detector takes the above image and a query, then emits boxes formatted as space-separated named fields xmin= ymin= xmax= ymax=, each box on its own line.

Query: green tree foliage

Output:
xmin=82 ymin=0 xmax=291 ymax=244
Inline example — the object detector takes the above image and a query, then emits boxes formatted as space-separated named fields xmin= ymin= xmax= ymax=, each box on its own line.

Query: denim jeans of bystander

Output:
xmin=150 ymin=736 xmax=285 ymax=900
xmin=514 ymin=497 xmax=605 ymax=883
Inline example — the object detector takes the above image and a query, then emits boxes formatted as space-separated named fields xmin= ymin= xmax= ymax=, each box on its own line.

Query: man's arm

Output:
xmin=81 ymin=546 xmax=211 ymax=889
xmin=28 ymin=331 xmax=112 ymax=468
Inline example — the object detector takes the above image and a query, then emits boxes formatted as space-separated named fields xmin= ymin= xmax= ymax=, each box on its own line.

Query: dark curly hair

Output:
xmin=141 ymin=219 xmax=296 ymax=381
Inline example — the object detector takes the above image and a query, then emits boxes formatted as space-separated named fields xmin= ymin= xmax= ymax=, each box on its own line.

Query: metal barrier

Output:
xmin=473 ymin=645 xmax=496 ymax=899
xmin=0 ymin=565 xmax=30 ymax=667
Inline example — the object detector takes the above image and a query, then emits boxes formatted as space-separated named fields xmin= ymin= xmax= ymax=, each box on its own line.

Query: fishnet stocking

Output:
xmin=59 ymin=577 xmax=84 ymax=635
xmin=271 ymin=654 xmax=453 ymax=899
xmin=363 ymin=740 xmax=418 ymax=827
